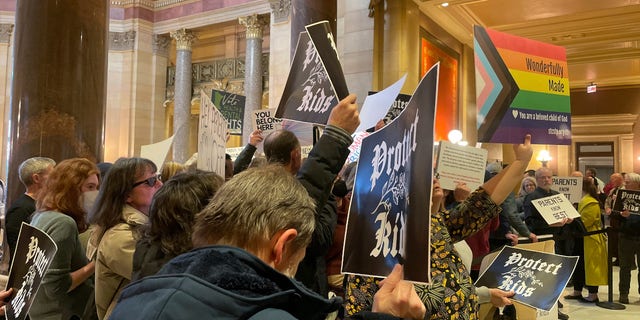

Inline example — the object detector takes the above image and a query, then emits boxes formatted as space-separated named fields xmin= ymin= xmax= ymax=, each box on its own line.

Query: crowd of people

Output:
xmin=0 ymin=94 xmax=637 ymax=320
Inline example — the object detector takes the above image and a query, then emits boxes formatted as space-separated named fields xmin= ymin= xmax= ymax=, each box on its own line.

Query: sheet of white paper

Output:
xmin=140 ymin=135 xmax=175 ymax=173
xmin=355 ymin=74 xmax=407 ymax=133
xmin=435 ymin=140 xmax=488 ymax=191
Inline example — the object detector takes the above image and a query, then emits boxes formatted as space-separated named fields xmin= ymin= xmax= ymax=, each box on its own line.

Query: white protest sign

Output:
xmin=551 ymin=177 xmax=583 ymax=204
xmin=346 ymin=131 xmax=371 ymax=164
xmin=435 ymin=140 xmax=488 ymax=191
xmin=251 ymin=108 xmax=283 ymax=135
xmin=225 ymin=146 xmax=245 ymax=161
xmin=140 ymin=135 xmax=175 ymax=173
xmin=198 ymin=90 xmax=227 ymax=177
xmin=531 ymin=193 xmax=580 ymax=225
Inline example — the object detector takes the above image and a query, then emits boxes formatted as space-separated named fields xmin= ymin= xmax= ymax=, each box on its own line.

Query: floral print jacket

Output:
xmin=345 ymin=188 xmax=501 ymax=320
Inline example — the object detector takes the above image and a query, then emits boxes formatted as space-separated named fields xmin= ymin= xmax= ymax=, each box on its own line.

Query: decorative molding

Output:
xmin=110 ymin=0 xmax=159 ymax=9
xmin=109 ymin=30 xmax=136 ymax=51
xmin=170 ymin=28 xmax=196 ymax=51
xmin=0 ymin=24 xmax=13 ymax=44
xmin=268 ymin=0 xmax=290 ymax=23
xmin=165 ymin=53 xmax=269 ymax=99
xmin=152 ymin=34 xmax=171 ymax=56
xmin=238 ymin=14 xmax=269 ymax=39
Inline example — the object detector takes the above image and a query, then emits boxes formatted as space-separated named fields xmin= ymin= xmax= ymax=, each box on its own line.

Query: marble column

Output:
xmin=169 ymin=28 xmax=196 ymax=164
xmin=0 ymin=24 xmax=13 ymax=186
xmin=290 ymin=0 xmax=337 ymax=58
xmin=7 ymin=0 xmax=108 ymax=205
xmin=239 ymin=14 xmax=268 ymax=145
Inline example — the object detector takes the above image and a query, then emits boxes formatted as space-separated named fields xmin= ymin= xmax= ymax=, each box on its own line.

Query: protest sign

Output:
xmin=435 ymin=141 xmax=488 ymax=191
xmin=342 ymin=64 xmax=439 ymax=284
xmin=211 ymin=89 xmax=245 ymax=136
xmin=305 ymin=21 xmax=349 ymax=100
xmin=346 ymin=131 xmax=371 ymax=164
xmin=198 ymin=90 xmax=227 ymax=177
xmin=612 ymin=189 xmax=640 ymax=215
xmin=531 ymin=193 xmax=580 ymax=225
xmin=474 ymin=26 xmax=570 ymax=145
xmin=5 ymin=223 xmax=57 ymax=320
xmin=475 ymin=246 xmax=578 ymax=311
xmin=140 ymin=135 xmax=174 ymax=173
xmin=275 ymin=29 xmax=341 ymax=125
xmin=356 ymin=75 xmax=407 ymax=133
xmin=251 ymin=108 xmax=283 ymax=135
xmin=551 ymin=177 xmax=583 ymax=204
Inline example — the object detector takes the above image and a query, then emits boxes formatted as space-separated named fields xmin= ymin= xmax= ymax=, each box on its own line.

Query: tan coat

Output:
xmin=94 ymin=205 xmax=148 ymax=320
xmin=578 ymin=195 xmax=608 ymax=286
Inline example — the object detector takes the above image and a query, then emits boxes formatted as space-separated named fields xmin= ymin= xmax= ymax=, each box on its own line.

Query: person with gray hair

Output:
xmin=110 ymin=165 xmax=426 ymax=320
xmin=5 ymin=156 xmax=55 ymax=261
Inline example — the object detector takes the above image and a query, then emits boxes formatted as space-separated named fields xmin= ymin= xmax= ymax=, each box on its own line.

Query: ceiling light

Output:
xmin=441 ymin=2 xmax=449 ymax=7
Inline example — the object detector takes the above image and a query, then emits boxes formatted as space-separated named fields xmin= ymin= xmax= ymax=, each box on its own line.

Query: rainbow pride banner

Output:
xmin=474 ymin=26 xmax=571 ymax=145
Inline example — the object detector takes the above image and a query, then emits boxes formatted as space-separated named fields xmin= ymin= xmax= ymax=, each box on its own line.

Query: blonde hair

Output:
xmin=160 ymin=161 xmax=186 ymax=182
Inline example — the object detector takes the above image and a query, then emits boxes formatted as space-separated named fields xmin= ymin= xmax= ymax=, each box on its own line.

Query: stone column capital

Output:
xmin=0 ymin=24 xmax=14 ymax=44
xmin=170 ymin=28 xmax=196 ymax=51
xmin=268 ymin=0 xmax=291 ymax=23
xmin=153 ymin=34 xmax=171 ymax=56
xmin=239 ymin=14 xmax=268 ymax=39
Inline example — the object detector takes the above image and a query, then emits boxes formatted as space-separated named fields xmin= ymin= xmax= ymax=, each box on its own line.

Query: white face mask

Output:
xmin=81 ymin=190 xmax=100 ymax=219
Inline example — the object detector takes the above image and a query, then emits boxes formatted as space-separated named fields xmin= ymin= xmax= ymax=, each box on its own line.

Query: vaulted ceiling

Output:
xmin=415 ymin=0 xmax=640 ymax=90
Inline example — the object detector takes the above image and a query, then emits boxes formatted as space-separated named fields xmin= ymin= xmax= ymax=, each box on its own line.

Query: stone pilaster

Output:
xmin=269 ymin=0 xmax=291 ymax=23
xmin=239 ymin=14 xmax=268 ymax=144
xmin=152 ymin=34 xmax=171 ymax=57
xmin=170 ymin=28 xmax=196 ymax=163
xmin=0 ymin=24 xmax=13 ymax=44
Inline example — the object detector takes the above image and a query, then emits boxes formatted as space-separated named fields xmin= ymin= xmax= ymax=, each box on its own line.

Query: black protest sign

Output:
xmin=5 ymin=223 xmax=58 ymax=320
xmin=342 ymin=64 xmax=439 ymax=284
xmin=613 ymin=188 xmax=640 ymax=214
xmin=305 ymin=21 xmax=349 ymax=100
xmin=211 ymin=89 xmax=245 ymax=136
xmin=475 ymin=246 xmax=578 ymax=311
xmin=275 ymin=31 xmax=338 ymax=125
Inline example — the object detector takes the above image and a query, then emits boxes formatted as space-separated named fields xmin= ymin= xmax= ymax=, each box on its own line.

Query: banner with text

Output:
xmin=474 ymin=25 xmax=571 ymax=145
xmin=5 ymin=223 xmax=57 ymax=320
xmin=198 ymin=90 xmax=227 ymax=177
xmin=211 ymin=89 xmax=245 ymax=136
xmin=435 ymin=141 xmax=488 ymax=191
xmin=342 ymin=64 xmax=439 ymax=284
xmin=531 ymin=193 xmax=581 ymax=225
xmin=612 ymin=189 xmax=640 ymax=215
xmin=475 ymin=246 xmax=578 ymax=311
xmin=551 ymin=177 xmax=583 ymax=204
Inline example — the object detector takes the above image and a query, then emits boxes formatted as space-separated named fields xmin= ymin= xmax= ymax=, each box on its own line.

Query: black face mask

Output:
xmin=332 ymin=179 xmax=348 ymax=198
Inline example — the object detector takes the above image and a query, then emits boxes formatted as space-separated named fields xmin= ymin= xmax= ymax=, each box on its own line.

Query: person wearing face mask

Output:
xmin=29 ymin=158 xmax=100 ymax=320
xmin=89 ymin=158 xmax=162 ymax=320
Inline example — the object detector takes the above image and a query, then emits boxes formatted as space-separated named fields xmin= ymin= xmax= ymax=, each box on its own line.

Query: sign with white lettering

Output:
xmin=342 ymin=64 xmax=439 ymax=284
xmin=211 ymin=89 xmax=245 ymax=136
xmin=475 ymin=246 xmax=578 ymax=311
xmin=531 ymin=193 xmax=580 ymax=225
xmin=551 ymin=177 xmax=583 ymax=204
xmin=435 ymin=141 xmax=488 ymax=191
xmin=198 ymin=90 xmax=227 ymax=177
xmin=251 ymin=108 xmax=283 ymax=135
xmin=612 ymin=189 xmax=640 ymax=215
xmin=5 ymin=223 xmax=58 ymax=320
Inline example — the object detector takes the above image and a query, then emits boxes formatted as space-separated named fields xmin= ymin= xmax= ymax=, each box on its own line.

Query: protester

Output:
xmin=516 ymin=176 xmax=536 ymax=214
xmin=89 ymin=158 xmax=162 ymax=320
xmin=564 ymin=178 xmax=607 ymax=303
xmin=132 ymin=171 xmax=224 ymax=280
xmin=159 ymin=161 xmax=186 ymax=182
xmin=233 ymin=129 xmax=264 ymax=174
xmin=110 ymin=165 xmax=426 ymax=320
xmin=29 ymin=158 xmax=99 ymax=320
xmin=6 ymin=157 xmax=56 ymax=261
xmin=345 ymin=135 xmax=534 ymax=319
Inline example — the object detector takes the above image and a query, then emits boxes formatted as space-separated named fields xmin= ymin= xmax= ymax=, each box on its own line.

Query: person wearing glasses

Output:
xmin=89 ymin=158 xmax=162 ymax=320
xmin=29 ymin=158 xmax=100 ymax=320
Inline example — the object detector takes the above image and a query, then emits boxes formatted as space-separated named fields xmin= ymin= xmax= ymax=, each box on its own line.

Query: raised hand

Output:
xmin=328 ymin=94 xmax=360 ymax=134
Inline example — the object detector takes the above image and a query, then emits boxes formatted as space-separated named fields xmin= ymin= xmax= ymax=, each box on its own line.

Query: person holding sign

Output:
xmin=29 ymin=158 xmax=100 ymax=320
xmin=611 ymin=172 xmax=640 ymax=304
xmin=232 ymin=129 xmax=264 ymax=175
xmin=346 ymin=135 xmax=534 ymax=320
xmin=110 ymin=166 xmax=426 ymax=320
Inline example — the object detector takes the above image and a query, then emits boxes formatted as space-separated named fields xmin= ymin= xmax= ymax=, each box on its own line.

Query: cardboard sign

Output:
xmin=251 ymin=108 xmax=283 ymax=135
xmin=211 ymin=89 xmax=245 ymax=136
xmin=342 ymin=63 xmax=439 ymax=284
xmin=5 ymin=223 xmax=58 ymax=320
xmin=435 ymin=141 xmax=488 ymax=191
xmin=198 ymin=90 xmax=227 ymax=177
xmin=551 ymin=177 xmax=583 ymax=204
xmin=475 ymin=246 xmax=578 ymax=311
xmin=474 ymin=26 xmax=571 ymax=145
xmin=612 ymin=189 xmax=640 ymax=215
xmin=531 ymin=193 xmax=581 ymax=225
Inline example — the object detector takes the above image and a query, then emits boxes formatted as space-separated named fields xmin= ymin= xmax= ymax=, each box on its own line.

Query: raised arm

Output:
xmin=482 ymin=134 xmax=533 ymax=205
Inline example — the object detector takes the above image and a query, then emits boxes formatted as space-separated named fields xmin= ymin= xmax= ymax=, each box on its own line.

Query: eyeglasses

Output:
xmin=132 ymin=175 xmax=159 ymax=188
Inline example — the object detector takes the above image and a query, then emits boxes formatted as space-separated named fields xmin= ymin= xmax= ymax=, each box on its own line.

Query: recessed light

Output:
xmin=441 ymin=2 xmax=450 ymax=7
